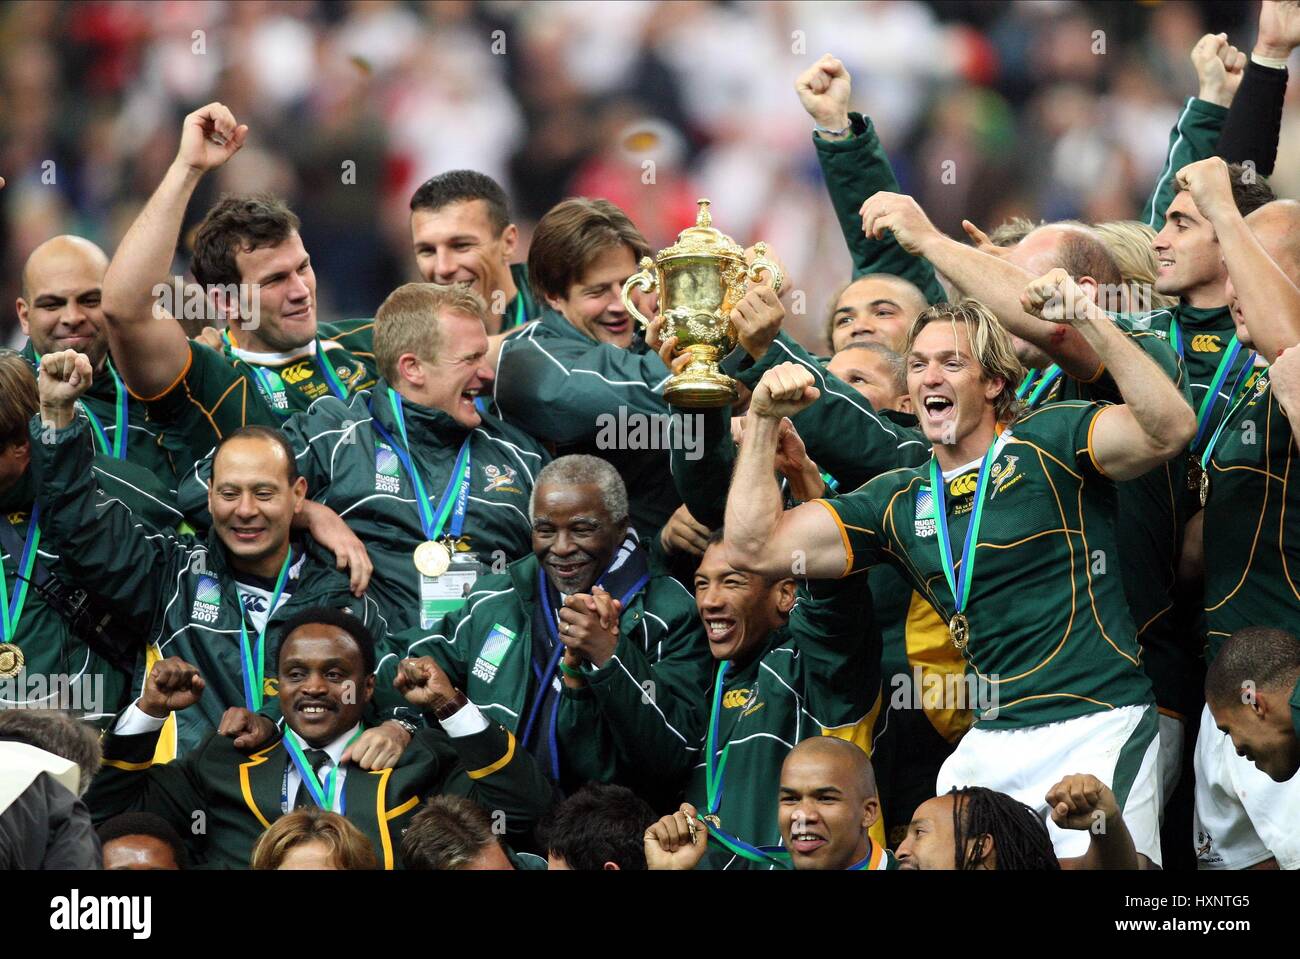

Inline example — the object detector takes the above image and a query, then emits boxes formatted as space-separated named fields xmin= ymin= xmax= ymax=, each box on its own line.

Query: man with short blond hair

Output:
xmin=178 ymin=281 xmax=547 ymax=637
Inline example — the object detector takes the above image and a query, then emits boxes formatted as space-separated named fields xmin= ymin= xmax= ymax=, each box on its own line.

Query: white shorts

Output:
xmin=1193 ymin=704 xmax=1300 ymax=870
xmin=937 ymin=704 xmax=1162 ymax=867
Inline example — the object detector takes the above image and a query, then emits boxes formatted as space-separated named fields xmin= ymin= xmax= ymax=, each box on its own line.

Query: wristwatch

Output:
xmin=432 ymin=689 xmax=469 ymax=721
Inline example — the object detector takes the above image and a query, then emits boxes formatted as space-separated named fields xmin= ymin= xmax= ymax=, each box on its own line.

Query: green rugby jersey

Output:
xmin=1053 ymin=322 xmax=1197 ymax=716
xmin=818 ymin=401 xmax=1153 ymax=730
xmin=1202 ymin=367 xmax=1297 ymax=661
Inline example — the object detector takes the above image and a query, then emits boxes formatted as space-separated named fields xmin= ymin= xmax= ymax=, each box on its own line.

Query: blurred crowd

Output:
xmin=2 ymin=0 xmax=1294 ymax=351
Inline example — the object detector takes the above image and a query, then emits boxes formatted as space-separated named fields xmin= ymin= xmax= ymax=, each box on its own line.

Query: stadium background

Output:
xmin=0 ymin=0 xmax=1289 ymax=351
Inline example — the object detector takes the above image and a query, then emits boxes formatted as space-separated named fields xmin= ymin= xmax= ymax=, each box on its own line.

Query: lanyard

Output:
xmin=282 ymin=727 xmax=363 ymax=813
xmin=1201 ymin=366 xmax=1266 ymax=473
xmin=311 ymin=338 xmax=349 ymax=400
xmin=929 ymin=433 xmax=1009 ymax=618
xmin=80 ymin=363 xmax=129 ymax=459
xmin=513 ymin=292 xmax=526 ymax=329
xmin=1168 ymin=316 xmax=1184 ymax=359
xmin=1014 ymin=368 xmax=1039 ymax=400
xmin=370 ymin=392 xmax=472 ymax=543
xmin=0 ymin=505 xmax=41 ymax=642
xmin=236 ymin=551 xmax=293 ymax=712
xmin=1191 ymin=336 xmax=1249 ymax=452
xmin=1024 ymin=364 xmax=1062 ymax=407
xmin=704 ymin=659 xmax=731 ymax=817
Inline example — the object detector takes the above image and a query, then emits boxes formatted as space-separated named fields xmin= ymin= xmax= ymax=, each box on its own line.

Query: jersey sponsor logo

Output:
xmin=1194 ymin=828 xmax=1223 ymax=866
xmin=6 ymin=511 xmax=28 ymax=525
xmin=988 ymin=454 xmax=1022 ymax=499
xmin=375 ymin=443 xmax=402 ymax=493
xmin=914 ymin=487 xmax=935 ymax=538
xmin=280 ymin=361 xmax=315 ymax=385
xmin=722 ymin=688 xmax=752 ymax=709
xmin=1190 ymin=334 xmax=1223 ymax=353
xmin=949 ymin=472 xmax=978 ymax=497
xmin=472 ymin=623 xmax=516 ymax=684
xmin=482 ymin=463 xmax=521 ymax=494
xmin=191 ymin=575 xmax=222 ymax=623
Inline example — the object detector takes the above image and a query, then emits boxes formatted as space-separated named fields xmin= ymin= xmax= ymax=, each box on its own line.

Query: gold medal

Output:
xmin=1187 ymin=454 xmax=1204 ymax=494
xmin=0 ymin=643 xmax=23 ymax=678
xmin=413 ymin=540 xmax=451 ymax=578
xmin=948 ymin=613 xmax=970 ymax=650
xmin=1199 ymin=469 xmax=1209 ymax=508
xmin=702 ymin=814 xmax=722 ymax=829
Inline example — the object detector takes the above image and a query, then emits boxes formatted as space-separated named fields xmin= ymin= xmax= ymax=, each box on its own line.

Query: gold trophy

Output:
xmin=621 ymin=199 xmax=783 ymax=407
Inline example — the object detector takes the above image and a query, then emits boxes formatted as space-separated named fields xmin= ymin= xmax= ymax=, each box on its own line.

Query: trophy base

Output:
xmin=664 ymin=372 xmax=738 ymax=409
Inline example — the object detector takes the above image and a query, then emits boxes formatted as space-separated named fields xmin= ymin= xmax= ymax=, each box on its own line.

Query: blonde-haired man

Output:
xmin=179 ymin=282 xmax=549 ymax=639
xmin=723 ymin=284 xmax=1195 ymax=869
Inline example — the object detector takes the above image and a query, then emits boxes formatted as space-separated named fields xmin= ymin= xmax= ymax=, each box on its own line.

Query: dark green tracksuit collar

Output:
xmin=1174 ymin=303 xmax=1233 ymax=327
xmin=370 ymin=379 xmax=474 ymax=450
xmin=199 ymin=527 xmax=326 ymax=582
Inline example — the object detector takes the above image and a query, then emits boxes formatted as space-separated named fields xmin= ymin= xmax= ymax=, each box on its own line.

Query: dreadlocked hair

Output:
xmin=950 ymin=786 xmax=1060 ymax=871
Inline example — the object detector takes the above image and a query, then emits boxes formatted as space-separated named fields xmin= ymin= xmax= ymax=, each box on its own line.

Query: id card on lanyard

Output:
xmin=420 ymin=550 xmax=481 ymax=628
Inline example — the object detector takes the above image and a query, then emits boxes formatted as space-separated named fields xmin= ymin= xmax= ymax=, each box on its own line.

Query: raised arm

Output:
xmin=1216 ymin=2 xmax=1300 ymax=176
xmin=1022 ymin=270 xmax=1195 ymax=480
xmin=795 ymin=54 xmax=945 ymax=303
xmin=1178 ymin=157 xmax=1300 ymax=363
xmin=862 ymin=191 xmax=1102 ymax=382
xmin=102 ymin=103 xmax=248 ymax=398
xmin=1144 ymin=33 xmax=1240 ymax=230
xmin=1270 ymin=349 xmax=1300 ymax=451
xmin=723 ymin=364 xmax=849 ymax=580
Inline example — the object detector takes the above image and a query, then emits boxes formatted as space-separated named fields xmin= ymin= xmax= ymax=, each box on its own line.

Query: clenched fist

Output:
xmin=750 ymin=363 xmax=820 ymax=420
xmin=644 ymin=803 xmax=709 ymax=871
xmin=38 ymin=350 xmax=94 ymax=429
xmin=1020 ymin=268 xmax=1093 ymax=326
xmin=795 ymin=54 xmax=852 ymax=135
xmin=176 ymin=102 xmax=249 ymax=175
xmin=1045 ymin=773 xmax=1120 ymax=832
xmin=394 ymin=656 xmax=457 ymax=711
xmin=139 ymin=657 xmax=206 ymax=718
xmin=1175 ymin=157 xmax=1237 ymax=225
xmin=1191 ymin=33 xmax=1246 ymax=108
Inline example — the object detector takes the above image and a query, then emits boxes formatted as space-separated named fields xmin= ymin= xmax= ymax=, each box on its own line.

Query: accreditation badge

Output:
xmin=419 ymin=549 xmax=480 ymax=629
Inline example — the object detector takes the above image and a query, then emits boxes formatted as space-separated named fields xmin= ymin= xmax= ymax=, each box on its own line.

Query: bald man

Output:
xmin=645 ymin=737 xmax=897 ymax=871
xmin=17 ymin=236 xmax=179 ymax=490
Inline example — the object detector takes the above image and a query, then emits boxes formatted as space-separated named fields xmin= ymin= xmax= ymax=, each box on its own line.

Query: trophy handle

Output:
xmin=745 ymin=243 xmax=783 ymax=294
xmin=620 ymin=256 xmax=658 ymax=330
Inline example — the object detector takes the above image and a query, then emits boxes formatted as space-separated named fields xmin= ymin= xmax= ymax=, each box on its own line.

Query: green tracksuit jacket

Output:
xmin=0 ymin=437 xmax=181 ymax=723
xmin=378 ymin=552 xmax=712 ymax=802
xmin=85 ymin=713 xmax=552 ymax=869
xmin=495 ymin=308 xmax=682 ymax=541
xmin=30 ymin=415 xmax=394 ymax=755
xmin=176 ymin=379 xmax=548 ymax=634
xmin=685 ymin=574 xmax=882 ymax=870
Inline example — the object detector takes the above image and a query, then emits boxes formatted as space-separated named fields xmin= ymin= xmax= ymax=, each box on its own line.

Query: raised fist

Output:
xmin=38 ymin=350 xmax=94 ymax=410
xmin=139 ymin=657 xmax=205 ymax=718
xmin=1045 ymin=773 xmax=1120 ymax=832
xmin=1257 ymin=1 xmax=1300 ymax=61
xmin=1175 ymin=156 xmax=1237 ymax=225
xmin=730 ymin=284 xmax=785 ymax=361
xmin=394 ymin=656 xmax=457 ymax=711
xmin=751 ymin=362 xmax=820 ymax=420
xmin=644 ymin=803 xmax=709 ymax=871
xmin=1191 ymin=33 xmax=1246 ymax=108
xmin=176 ymin=102 xmax=249 ymax=174
xmin=795 ymin=54 xmax=852 ymax=132
xmin=1021 ymin=268 xmax=1092 ymax=325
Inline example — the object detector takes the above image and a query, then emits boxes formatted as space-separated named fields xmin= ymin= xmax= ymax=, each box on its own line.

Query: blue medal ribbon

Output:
xmin=929 ymin=433 xmax=1009 ymax=621
xmin=369 ymin=392 xmax=473 ymax=543
xmin=0 ymin=505 xmax=41 ymax=642
xmin=282 ymin=727 xmax=363 ymax=813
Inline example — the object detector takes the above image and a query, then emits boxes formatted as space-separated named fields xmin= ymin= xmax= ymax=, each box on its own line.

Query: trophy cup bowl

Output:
xmin=621 ymin=199 xmax=782 ymax=408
